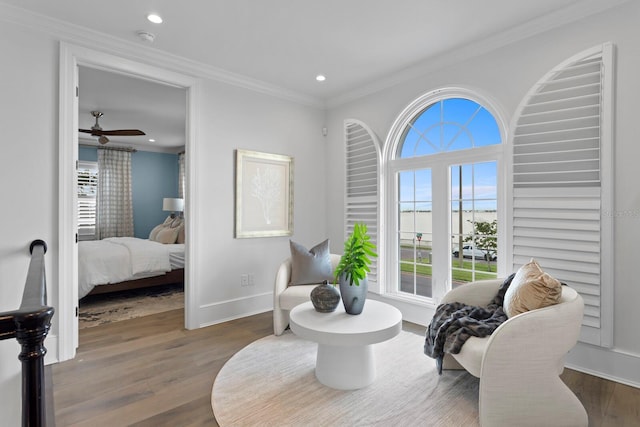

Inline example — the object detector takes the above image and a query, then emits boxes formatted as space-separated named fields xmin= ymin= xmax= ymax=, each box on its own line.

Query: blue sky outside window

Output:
xmin=399 ymin=98 xmax=500 ymax=157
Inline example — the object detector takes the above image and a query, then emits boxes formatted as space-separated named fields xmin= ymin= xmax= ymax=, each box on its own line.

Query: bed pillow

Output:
xmin=149 ymin=224 xmax=166 ymax=241
xmin=155 ymin=226 xmax=180 ymax=244
xmin=170 ymin=216 xmax=184 ymax=229
xmin=176 ymin=224 xmax=185 ymax=244
xmin=503 ymin=258 xmax=562 ymax=318
xmin=289 ymin=239 xmax=333 ymax=286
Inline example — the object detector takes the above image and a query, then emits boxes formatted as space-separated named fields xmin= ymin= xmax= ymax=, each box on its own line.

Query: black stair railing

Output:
xmin=0 ymin=239 xmax=55 ymax=427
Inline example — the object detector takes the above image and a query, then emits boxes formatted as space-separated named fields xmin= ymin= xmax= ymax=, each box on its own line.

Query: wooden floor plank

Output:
xmin=129 ymin=395 xmax=217 ymax=427
xmin=560 ymin=368 xmax=615 ymax=427
xmin=601 ymin=382 xmax=640 ymax=427
xmin=52 ymin=308 xmax=639 ymax=426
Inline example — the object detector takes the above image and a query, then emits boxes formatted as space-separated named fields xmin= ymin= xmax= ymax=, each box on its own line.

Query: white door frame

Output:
xmin=58 ymin=42 xmax=200 ymax=361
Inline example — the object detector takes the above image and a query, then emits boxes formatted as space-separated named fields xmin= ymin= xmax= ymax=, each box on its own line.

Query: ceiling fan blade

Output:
xmin=79 ymin=128 xmax=145 ymax=136
xmin=99 ymin=129 xmax=146 ymax=136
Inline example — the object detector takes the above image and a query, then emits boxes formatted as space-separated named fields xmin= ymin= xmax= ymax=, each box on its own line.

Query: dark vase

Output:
xmin=310 ymin=280 xmax=341 ymax=313
xmin=338 ymin=274 xmax=368 ymax=315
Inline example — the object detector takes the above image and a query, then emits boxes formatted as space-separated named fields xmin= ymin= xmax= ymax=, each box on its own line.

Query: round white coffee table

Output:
xmin=289 ymin=299 xmax=402 ymax=390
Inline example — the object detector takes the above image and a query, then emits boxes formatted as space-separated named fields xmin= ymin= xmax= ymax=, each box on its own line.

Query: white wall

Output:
xmin=192 ymin=80 xmax=329 ymax=323
xmin=0 ymin=18 xmax=327 ymax=426
xmin=326 ymin=1 xmax=640 ymax=386
xmin=0 ymin=22 xmax=59 ymax=426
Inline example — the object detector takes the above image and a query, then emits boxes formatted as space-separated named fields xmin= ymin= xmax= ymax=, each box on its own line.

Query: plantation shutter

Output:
xmin=77 ymin=160 xmax=98 ymax=240
xmin=345 ymin=120 xmax=381 ymax=291
xmin=511 ymin=44 xmax=614 ymax=347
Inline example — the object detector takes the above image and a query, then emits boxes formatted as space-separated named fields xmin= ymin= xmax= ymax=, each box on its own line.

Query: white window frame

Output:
xmin=383 ymin=87 xmax=508 ymax=306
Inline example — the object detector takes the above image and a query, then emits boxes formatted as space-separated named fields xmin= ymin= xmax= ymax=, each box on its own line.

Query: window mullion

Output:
xmin=431 ymin=164 xmax=449 ymax=303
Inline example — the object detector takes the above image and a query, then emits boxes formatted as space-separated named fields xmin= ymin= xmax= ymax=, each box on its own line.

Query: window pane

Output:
xmin=442 ymin=98 xmax=479 ymax=123
xmin=468 ymin=108 xmax=501 ymax=147
xmin=399 ymin=171 xmax=414 ymax=202
xmin=398 ymin=98 xmax=501 ymax=158
xmin=450 ymin=162 xmax=498 ymax=285
xmin=397 ymin=168 xmax=432 ymax=298
xmin=399 ymin=128 xmax=422 ymax=158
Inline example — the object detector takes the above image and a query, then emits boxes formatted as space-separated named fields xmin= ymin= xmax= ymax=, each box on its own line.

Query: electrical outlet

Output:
xmin=248 ymin=273 xmax=255 ymax=286
xmin=240 ymin=274 xmax=249 ymax=286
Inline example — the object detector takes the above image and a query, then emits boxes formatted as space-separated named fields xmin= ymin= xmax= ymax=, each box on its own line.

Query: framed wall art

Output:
xmin=235 ymin=149 xmax=294 ymax=238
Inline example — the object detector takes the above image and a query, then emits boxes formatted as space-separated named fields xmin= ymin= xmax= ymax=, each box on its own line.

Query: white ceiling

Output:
xmin=0 ymin=0 xmax=625 ymax=149
xmin=78 ymin=68 xmax=186 ymax=150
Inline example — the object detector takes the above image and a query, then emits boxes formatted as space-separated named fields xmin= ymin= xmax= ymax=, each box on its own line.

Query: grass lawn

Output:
xmin=400 ymin=257 xmax=498 ymax=282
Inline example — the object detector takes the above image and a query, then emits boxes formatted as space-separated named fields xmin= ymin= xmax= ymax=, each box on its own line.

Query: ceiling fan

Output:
xmin=79 ymin=111 xmax=146 ymax=144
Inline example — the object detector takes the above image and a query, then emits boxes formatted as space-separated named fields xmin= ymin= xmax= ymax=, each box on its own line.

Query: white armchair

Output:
xmin=273 ymin=254 xmax=341 ymax=336
xmin=441 ymin=279 xmax=588 ymax=427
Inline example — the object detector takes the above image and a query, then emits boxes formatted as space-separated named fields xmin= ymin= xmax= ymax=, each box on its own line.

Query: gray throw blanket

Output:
xmin=424 ymin=274 xmax=515 ymax=374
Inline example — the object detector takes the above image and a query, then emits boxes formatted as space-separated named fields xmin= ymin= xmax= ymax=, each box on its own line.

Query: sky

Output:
xmin=398 ymin=98 xmax=500 ymax=213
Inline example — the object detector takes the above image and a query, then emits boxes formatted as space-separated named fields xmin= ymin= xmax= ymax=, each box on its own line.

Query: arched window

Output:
xmin=384 ymin=90 xmax=506 ymax=303
xmin=398 ymin=98 xmax=501 ymax=157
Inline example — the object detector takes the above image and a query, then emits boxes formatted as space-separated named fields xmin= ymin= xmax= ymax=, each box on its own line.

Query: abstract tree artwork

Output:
xmin=235 ymin=149 xmax=293 ymax=238
xmin=251 ymin=167 xmax=281 ymax=225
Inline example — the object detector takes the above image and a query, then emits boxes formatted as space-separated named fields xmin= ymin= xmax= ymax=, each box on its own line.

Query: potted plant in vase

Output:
xmin=334 ymin=222 xmax=377 ymax=314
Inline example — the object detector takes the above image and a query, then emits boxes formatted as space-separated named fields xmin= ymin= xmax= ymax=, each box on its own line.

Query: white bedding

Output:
xmin=78 ymin=237 xmax=185 ymax=298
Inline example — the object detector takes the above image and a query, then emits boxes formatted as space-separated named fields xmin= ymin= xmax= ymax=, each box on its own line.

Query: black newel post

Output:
xmin=15 ymin=307 xmax=54 ymax=427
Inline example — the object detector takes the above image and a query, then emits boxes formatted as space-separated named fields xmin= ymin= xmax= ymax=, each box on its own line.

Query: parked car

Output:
xmin=452 ymin=244 xmax=497 ymax=261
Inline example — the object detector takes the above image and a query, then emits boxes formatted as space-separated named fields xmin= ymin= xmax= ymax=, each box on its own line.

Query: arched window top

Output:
xmin=397 ymin=97 xmax=501 ymax=158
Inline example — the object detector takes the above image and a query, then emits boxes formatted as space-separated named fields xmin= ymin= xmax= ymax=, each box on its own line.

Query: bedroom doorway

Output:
xmin=76 ymin=66 xmax=187 ymax=331
xmin=59 ymin=43 xmax=200 ymax=362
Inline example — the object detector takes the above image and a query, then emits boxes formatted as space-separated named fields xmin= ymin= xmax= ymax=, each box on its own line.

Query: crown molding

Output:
xmin=0 ymin=0 xmax=628 ymax=111
xmin=0 ymin=2 xmax=324 ymax=109
xmin=326 ymin=0 xmax=631 ymax=108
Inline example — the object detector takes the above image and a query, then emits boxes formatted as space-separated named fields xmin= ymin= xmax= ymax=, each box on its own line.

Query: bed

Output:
xmin=78 ymin=237 xmax=185 ymax=298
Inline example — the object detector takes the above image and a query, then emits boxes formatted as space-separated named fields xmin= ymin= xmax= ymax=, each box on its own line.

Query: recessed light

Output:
xmin=316 ymin=74 xmax=326 ymax=82
xmin=149 ymin=139 xmax=156 ymax=142
xmin=147 ymin=14 xmax=163 ymax=24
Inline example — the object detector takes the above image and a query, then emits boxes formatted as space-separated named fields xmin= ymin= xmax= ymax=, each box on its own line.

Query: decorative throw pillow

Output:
xmin=176 ymin=224 xmax=185 ymax=244
xmin=503 ymin=258 xmax=562 ymax=318
xmin=289 ymin=239 xmax=333 ymax=286
xmin=155 ymin=226 xmax=180 ymax=244
xmin=170 ymin=217 xmax=184 ymax=229
xmin=149 ymin=224 xmax=166 ymax=241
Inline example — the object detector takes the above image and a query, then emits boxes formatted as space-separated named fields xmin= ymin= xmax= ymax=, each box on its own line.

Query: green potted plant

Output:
xmin=334 ymin=222 xmax=377 ymax=314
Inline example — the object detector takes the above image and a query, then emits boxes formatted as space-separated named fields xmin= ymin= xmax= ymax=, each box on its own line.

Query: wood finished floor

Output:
xmin=52 ymin=309 xmax=640 ymax=426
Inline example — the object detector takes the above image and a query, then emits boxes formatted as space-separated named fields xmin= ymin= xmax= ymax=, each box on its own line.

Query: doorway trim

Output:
xmin=58 ymin=42 xmax=200 ymax=361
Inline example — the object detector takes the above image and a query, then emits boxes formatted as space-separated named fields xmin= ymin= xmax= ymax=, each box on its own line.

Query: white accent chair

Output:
xmin=440 ymin=279 xmax=588 ymax=427
xmin=273 ymin=254 xmax=341 ymax=336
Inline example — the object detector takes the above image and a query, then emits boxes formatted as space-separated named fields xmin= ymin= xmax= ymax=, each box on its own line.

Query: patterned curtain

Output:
xmin=178 ymin=152 xmax=186 ymax=199
xmin=97 ymin=148 xmax=134 ymax=239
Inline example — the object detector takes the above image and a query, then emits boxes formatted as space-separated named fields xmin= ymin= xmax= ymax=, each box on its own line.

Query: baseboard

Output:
xmin=198 ymin=292 xmax=273 ymax=328
xmin=566 ymin=342 xmax=640 ymax=389
xmin=44 ymin=334 xmax=58 ymax=366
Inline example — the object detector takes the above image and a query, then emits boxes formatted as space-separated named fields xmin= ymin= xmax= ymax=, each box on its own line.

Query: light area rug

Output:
xmin=78 ymin=283 xmax=183 ymax=329
xmin=212 ymin=331 xmax=480 ymax=426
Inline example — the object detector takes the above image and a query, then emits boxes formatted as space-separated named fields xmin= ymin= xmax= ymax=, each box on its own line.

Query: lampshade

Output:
xmin=162 ymin=198 xmax=184 ymax=212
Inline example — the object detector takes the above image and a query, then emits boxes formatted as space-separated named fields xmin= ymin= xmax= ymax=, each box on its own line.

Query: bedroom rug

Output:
xmin=78 ymin=283 xmax=183 ymax=329
xmin=211 ymin=331 xmax=480 ymax=426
